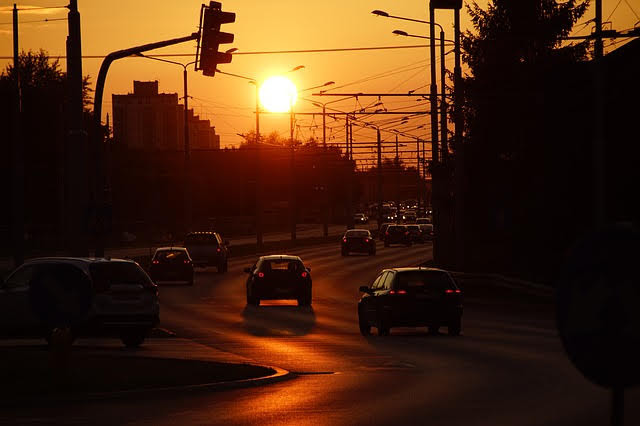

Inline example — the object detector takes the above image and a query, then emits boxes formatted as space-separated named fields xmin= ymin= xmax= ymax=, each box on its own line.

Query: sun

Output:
xmin=259 ymin=76 xmax=297 ymax=113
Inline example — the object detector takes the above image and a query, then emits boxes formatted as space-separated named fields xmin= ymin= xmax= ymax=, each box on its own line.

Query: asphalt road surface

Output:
xmin=4 ymin=241 xmax=639 ymax=425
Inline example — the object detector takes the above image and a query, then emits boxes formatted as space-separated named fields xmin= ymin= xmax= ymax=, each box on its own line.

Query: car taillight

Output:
xmin=364 ymin=238 xmax=369 ymax=243
xmin=301 ymin=271 xmax=308 ymax=278
xmin=445 ymin=289 xmax=461 ymax=294
xmin=258 ymin=272 xmax=264 ymax=278
xmin=183 ymin=260 xmax=191 ymax=264
xmin=405 ymin=231 xmax=409 ymax=235
xmin=385 ymin=231 xmax=389 ymax=236
xmin=389 ymin=290 xmax=407 ymax=295
xmin=343 ymin=237 xmax=347 ymax=243
xmin=152 ymin=260 xmax=159 ymax=265
xmin=216 ymin=247 xmax=221 ymax=253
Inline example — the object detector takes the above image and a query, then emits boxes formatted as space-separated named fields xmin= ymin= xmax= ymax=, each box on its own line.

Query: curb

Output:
xmin=1 ymin=362 xmax=295 ymax=407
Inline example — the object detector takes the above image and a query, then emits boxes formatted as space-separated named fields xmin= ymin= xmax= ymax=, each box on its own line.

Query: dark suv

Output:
xmin=358 ymin=267 xmax=463 ymax=336
xmin=184 ymin=232 xmax=229 ymax=272
xmin=383 ymin=225 xmax=412 ymax=247
xmin=0 ymin=258 xmax=159 ymax=347
xmin=244 ymin=255 xmax=312 ymax=307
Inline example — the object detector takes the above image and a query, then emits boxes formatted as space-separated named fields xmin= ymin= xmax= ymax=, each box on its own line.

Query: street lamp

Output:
xmin=134 ymin=53 xmax=196 ymax=233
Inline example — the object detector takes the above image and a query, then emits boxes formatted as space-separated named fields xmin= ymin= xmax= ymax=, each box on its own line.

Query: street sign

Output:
xmin=556 ymin=224 xmax=640 ymax=388
xmin=430 ymin=0 xmax=463 ymax=10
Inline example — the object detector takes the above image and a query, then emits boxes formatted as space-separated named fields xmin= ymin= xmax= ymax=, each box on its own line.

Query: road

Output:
xmin=4 ymin=241 xmax=639 ymax=425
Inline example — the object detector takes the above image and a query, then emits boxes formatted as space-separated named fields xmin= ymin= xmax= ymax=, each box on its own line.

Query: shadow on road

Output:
xmin=242 ymin=305 xmax=316 ymax=337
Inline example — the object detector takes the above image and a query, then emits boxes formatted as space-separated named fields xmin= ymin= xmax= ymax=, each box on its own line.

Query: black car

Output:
xmin=184 ymin=231 xmax=229 ymax=272
xmin=149 ymin=247 xmax=194 ymax=286
xmin=383 ymin=225 xmax=412 ymax=247
xmin=342 ymin=229 xmax=376 ymax=256
xmin=405 ymin=225 xmax=424 ymax=243
xmin=378 ymin=223 xmax=393 ymax=241
xmin=358 ymin=267 xmax=463 ymax=336
xmin=244 ymin=255 xmax=312 ymax=307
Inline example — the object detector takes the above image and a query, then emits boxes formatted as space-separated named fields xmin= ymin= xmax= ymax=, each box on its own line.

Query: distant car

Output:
xmin=357 ymin=267 xmax=463 ymax=336
xmin=244 ymin=255 xmax=312 ymax=307
xmin=184 ymin=231 xmax=229 ymax=272
xmin=378 ymin=223 xmax=394 ymax=241
xmin=342 ymin=229 xmax=376 ymax=256
xmin=353 ymin=213 xmax=369 ymax=224
xmin=419 ymin=224 xmax=434 ymax=241
xmin=405 ymin=225 xmax=423 ymax=243
xmin=149 ymin=247 xmax=194 ymax=286
xmin=402 ymin=211 xmax=417 ymax=223
xmin=383 ymin=225 xmax=412 ymax=247
xmin=416 ymin=217 xmax=432 ymax=225
xmin=0 ymin=257 xmax=159 ymax=347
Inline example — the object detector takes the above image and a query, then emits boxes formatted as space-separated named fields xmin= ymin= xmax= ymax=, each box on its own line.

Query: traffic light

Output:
xmin=197 ymin=1 xmax=235 ymax=77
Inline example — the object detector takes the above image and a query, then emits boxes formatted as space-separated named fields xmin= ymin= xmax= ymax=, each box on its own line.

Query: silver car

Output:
xmin=0 ymin=257 xmax=159 ymax=347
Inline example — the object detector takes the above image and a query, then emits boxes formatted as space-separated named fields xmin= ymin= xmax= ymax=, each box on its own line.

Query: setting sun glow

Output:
xmin=259 ymin=76 xmax=298 ymax=113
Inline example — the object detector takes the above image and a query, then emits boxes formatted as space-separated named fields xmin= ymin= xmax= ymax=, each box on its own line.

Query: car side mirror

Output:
xmin=359 ymin=286 xmax=372 ymax=294
xmin=243 ymin=267 xmax=252 ymax=273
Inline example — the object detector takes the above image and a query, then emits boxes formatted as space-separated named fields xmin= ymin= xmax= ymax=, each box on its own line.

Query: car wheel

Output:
xmin=120 ymin=328 xmax=148 ymax=348
xmin=359 ymin=317 xmax=371 ymax=336
xmin=448 ymin=318 xmax=462 ymax=336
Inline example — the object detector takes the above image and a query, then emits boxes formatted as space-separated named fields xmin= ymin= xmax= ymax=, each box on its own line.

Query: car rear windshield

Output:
xmin=388 ymin=226 xmax=406 ymax=232
xmin=394 ymin=271 xmax=456 ymax=292
xmin=185 ymin=234 xmax=219 ymax=246
xmin=346 ymin=230 xmax=369 ymax=237
xmin=420 ymin=224 xmax=434 ymax=231
xmin=154 ymin=250 xmax=188 ymax=262
xmin=407 ymin=225 xmax=420 ymax=230
xmin=90 ymin=262 xmax=153 ymax=287
xmin=260 ymin=259 xmax=304 ymax=273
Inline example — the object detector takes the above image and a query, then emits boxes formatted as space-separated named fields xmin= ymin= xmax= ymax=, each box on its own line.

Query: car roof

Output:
xmin=346 ymin=228 xmax=370 ymax=232
xmin=155 ymin=246 xmax=187 ymax=252
xmin=389 ymin=267 xmax=448 ymax=273
xmin=259 ymin=255 xmax=302 ymax=261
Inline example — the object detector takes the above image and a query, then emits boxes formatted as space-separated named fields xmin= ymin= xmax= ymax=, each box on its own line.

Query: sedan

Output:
xmin=244 ymin=255 xmax=312 ymax=307
xmin=149 ymin=247 xmax=194 ymax=286
xmin=358 ymin=267 xmax=463 ymax=336
xmin=341 ymin=229 xmax=376 ymax=256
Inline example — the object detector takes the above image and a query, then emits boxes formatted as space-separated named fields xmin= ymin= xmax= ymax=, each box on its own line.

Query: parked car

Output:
xmin=184 ymin=231 xmax=229 ymax=272
xmin=378 ymin=223 xmax=393 ymax=241
xmin=419 ymin=224 xmax=434 ymax=240
xmin=383 ymin=225 xmax=412 ymax=247
xmin=149 ymin=247 xmax=194 ymax=286
xmin=405 ymin=224 xmax=424 ymax=243
xmin=341 ymin=229 xmax=376 ymax=256
xmin=353 ymin=213 xmax=369 ymax=224
xmin=416 ymin=217 xmax=432 ymax=225
xmin=0 ymin=257 xmax=159 ymax=347
xmin=357 ymin=267 xmax=463 ymax=336
xmin=244 ymin=255 xmax=312 ymax=307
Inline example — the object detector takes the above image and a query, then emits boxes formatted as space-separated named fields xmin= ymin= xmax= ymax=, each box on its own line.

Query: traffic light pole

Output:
xmin=92 ymin=32 xmax=199 ymax=257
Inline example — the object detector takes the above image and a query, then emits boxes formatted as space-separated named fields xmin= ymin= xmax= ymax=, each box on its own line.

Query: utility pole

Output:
xmin=322 ymin=104 xmax=329 ymax=237
xmin=183 ymin=67 xmax=193 ymax=233
xmin=377 ymin=128 xmax=383 ymax=230
xmin=453 ymin=6 xmax=464 ymax=269
xmin=66 ymin=0 xmax=90 ymax=256
xmin=395 ymin=134 xmax=399 ymax=160
xmin=255 ymin=83 xmax=263 ymax=247
xmin=592 ymin=0 xmax=605 ymax=227
xmin=417 ymin=138 xmax=421 ymax=211
xmin=11 ymin=4 xmax=24 ymax=266
xmin=290 ymin=102 xmax=296 ymax=241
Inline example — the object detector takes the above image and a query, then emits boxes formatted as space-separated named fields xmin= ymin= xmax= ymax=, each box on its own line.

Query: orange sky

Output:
xmin=1 ymin=0 xmax=638 ymax=160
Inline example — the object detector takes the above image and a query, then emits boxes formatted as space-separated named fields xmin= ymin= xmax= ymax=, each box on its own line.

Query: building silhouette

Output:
xmin=112 ymin=80 xmax=220 ymax=151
